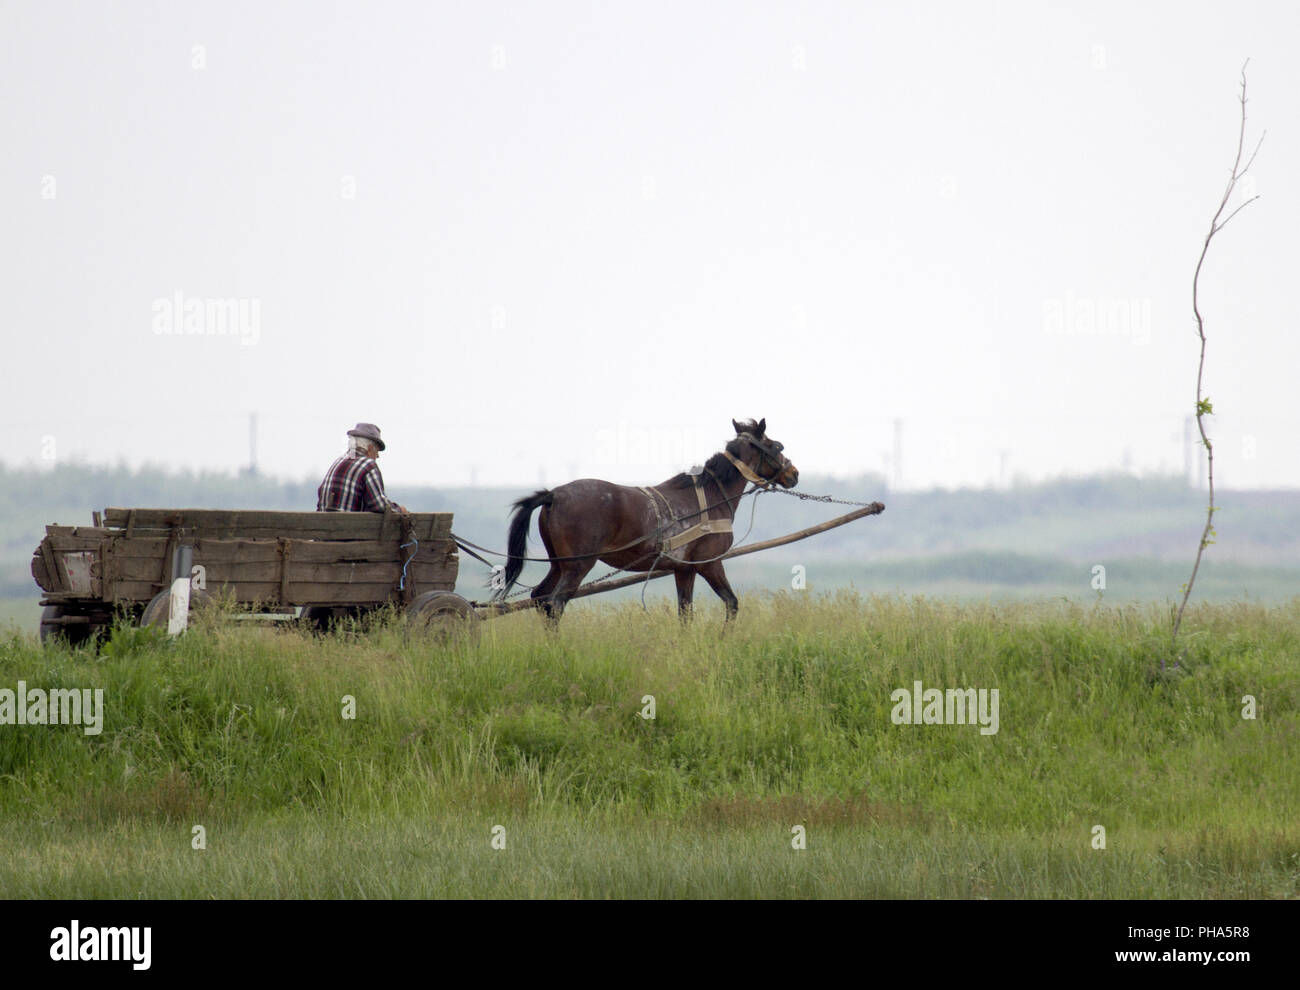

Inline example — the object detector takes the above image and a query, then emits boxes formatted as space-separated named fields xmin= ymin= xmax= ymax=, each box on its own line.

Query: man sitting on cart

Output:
xmin=316 ymin=422 xmax=408 ymax=514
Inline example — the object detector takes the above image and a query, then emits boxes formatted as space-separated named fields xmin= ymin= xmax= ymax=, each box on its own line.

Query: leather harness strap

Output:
xmin=639 ymin=477 xmax=733 ymax=559
xmin=721 ymin=448 xmax=772 ymax=487
xmin=638 ymin=435 xmax=784 ymax=559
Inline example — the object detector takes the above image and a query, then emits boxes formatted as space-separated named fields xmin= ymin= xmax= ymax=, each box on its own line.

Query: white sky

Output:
xmin=2 ymin=0 xmax=1297 ymax=491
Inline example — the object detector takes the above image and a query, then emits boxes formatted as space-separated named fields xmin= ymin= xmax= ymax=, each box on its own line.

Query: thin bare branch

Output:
xmin=1172 ymin=64 xmax=1262 ymax=651
xmin=1215 ymin=194 xmax=1260 ymax=235
xmin=1240 ymin=131 xmax=1266 ymax=176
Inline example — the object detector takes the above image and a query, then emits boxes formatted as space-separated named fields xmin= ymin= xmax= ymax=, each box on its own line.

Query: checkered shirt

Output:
xmin=316 ymin=453 xmax=397 ymax=512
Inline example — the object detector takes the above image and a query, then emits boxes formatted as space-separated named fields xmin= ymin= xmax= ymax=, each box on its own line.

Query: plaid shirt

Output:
xmin=316 ymin=453 xmax=398 ymax=512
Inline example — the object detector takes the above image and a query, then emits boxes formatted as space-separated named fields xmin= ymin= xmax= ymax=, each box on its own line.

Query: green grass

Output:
xmin=1 ymin=593 xmax=1297 ymax=898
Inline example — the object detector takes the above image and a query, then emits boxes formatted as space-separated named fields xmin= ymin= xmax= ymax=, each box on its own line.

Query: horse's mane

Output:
xmin=662 ymin=448 xmax=741 ymax=490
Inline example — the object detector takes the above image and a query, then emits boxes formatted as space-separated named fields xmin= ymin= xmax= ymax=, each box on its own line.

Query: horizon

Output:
xmin=5 ymin=455 xmax=1294 ymax=495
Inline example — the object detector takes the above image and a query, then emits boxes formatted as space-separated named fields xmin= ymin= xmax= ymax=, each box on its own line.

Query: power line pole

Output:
xmin=249 ymin=412 xmax=258 ymax=477
xmin=892 ymin=417 xmax=903 ymax=492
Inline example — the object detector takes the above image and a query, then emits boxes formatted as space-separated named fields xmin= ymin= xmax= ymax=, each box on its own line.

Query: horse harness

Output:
xmin=637 ymin=432 xmax=786 ymax=561
xmin=639 ymin=471 xmax=733 ymax=561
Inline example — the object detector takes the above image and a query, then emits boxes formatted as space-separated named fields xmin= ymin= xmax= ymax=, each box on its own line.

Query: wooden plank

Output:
xmin=278 ymin=539 xmax=291 ymax=605
xmin=110 ymin=581 xmax=177 ymax=603
xmin=59 ymin=524 xmax=461 ymax=548
xmin=107 ymin=538 xmax=457 ymax=567
xmin=40 ymin=539 xmax=68 ymax=594
xmin=106 ymin=538 xmax=172 ymax=558
xmin=43 ymin=528 xmax=115 ymax=550
xmin=111 ymin=540 xmax=167 ymax=588
xmin=45 ymin=526 xmax=116 ymax=540
xmin=112 ymin=556 xmax=454 ymax=585
xmin=292 ymin=582 xmax=453 ymax=605
xmin=99 ymin=538 xmax=113 ymax=602
xmin=110 ymin=581 xmax=449 ymax=607
xmin=101 ymin=508 xmax=452 ymax=541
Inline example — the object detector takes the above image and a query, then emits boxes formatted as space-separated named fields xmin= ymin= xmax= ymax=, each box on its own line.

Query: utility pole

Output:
xmin=1183 ymin=414 xmax=1193 ymax=488
xmin=892 ymin=418 xmax=903 ymax=493
xmin=248 ymin=412 xmax=258 ymax=477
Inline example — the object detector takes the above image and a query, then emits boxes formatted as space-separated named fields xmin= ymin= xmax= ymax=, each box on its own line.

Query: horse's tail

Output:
xmin=500 ymin=490 xmax=554 ymax=598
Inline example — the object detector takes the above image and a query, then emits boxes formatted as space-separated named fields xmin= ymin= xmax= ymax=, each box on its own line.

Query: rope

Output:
xmin=398 ymin=537 xmax=418 ymax=590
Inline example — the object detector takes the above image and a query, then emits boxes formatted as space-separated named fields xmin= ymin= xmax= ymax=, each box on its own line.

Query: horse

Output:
xmin=498 ymin=418 xmax=799 ymax=625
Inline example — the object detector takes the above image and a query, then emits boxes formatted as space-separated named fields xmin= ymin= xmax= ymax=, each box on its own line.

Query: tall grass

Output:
xmin=1 ymin=593 xmax=1296 ymax=897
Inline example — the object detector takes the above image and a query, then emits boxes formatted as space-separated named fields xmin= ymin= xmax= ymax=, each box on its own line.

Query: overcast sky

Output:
xmin=2 ymin=0 xmax=1297 ymax=492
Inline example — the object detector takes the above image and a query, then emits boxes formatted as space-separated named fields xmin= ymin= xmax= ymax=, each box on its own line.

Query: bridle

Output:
xmin=722 ymin=431 xmax=788 ymax=487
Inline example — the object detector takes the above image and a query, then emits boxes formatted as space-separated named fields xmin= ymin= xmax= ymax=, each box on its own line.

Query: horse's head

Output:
xmin=728 ymin=417 xmax=799 ymax=488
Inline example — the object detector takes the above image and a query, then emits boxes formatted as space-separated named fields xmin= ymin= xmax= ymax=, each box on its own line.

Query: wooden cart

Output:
xmin=32 ymin=501 xmax=886 ymax=642
xmin=31 ymin=507 xmax=474 ymax=643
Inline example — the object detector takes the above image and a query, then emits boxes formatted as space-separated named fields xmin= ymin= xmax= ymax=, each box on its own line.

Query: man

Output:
xmin=316 ymin=422 xmax=408 ymax=513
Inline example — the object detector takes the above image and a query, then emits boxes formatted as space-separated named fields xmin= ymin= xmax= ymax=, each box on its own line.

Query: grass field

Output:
xmin=1 ymin=593 xmax=1297 ymax=898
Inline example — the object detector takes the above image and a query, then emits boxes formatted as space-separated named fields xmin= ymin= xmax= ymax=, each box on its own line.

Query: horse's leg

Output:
xmin=674 ymin=568 xmax=696 ymax=624
xmin=531 ymin=510 xmax=562 ymax=620
xmin=547 ymin=559 xmax=597 ymax=628
xmin=531 ymin=566 xmax=561 ymax=620
xmin=696 ymin=560 xmax=739 ymax=622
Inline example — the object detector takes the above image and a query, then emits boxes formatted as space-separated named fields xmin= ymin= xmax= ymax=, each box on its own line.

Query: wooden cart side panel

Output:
xmin=105 ymin=581 xmax=454 ymax=607
xmin=111 ymin=556 xmax=455 ymax=586
xmin=103 ymin=536 xmax=459 ymax=606
xmin=101 ymin=534 xmax=167 ymax=601
xmin=100 ymin=508 xmax=452 ymax=542
xmin=105 ymin=537 xmax=458 ymax=571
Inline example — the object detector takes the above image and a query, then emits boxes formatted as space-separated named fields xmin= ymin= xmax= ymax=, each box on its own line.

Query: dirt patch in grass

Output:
xmin=69 ymin=770 xmax=213 ymax=826
xmin=688 ymin=792 xmax=931 ymax=829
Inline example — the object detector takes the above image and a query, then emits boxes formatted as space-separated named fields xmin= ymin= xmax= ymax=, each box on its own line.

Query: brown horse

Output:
xmin=498 ymin=418 xmax=799 ymax=625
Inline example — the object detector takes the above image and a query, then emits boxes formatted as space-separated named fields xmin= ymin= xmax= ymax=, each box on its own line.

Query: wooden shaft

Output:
xmin=477 ymin=501 xmax=884 ymax=616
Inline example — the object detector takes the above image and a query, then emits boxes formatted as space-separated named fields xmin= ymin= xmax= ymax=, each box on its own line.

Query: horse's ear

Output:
xmin=732 ymin=419 xmax=744 ymax=435
xmin=757 ymin=418 xmax=766 ymax=435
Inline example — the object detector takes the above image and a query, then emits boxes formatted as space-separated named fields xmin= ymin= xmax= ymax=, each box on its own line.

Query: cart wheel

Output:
xmin=39 ymin=605 xmax=93 ymax=646
xmin=140 ymin=588 xmax=213 ymax=629
xmin=406 ymin=591 xmax=481 ymax=642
